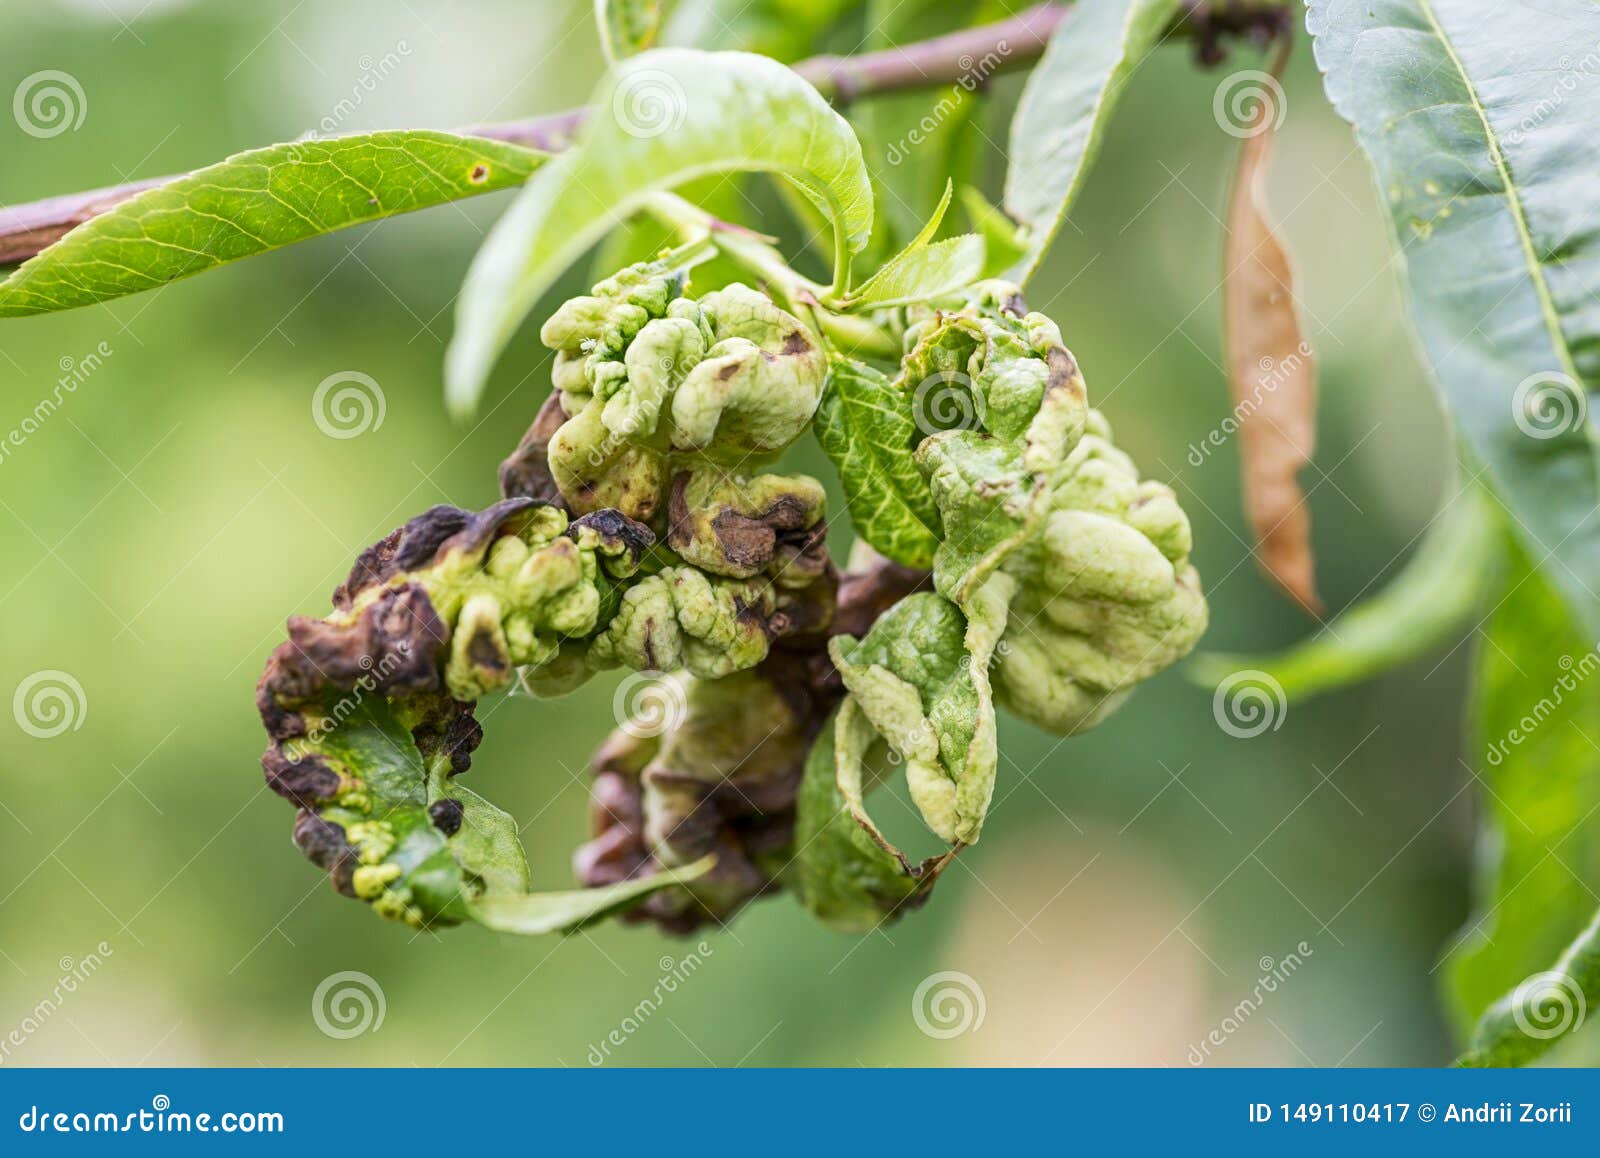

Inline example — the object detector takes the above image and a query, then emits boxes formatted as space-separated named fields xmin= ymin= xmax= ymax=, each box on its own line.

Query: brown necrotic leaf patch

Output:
xmin=1222 ymin=59 xmax=1321 ymax=616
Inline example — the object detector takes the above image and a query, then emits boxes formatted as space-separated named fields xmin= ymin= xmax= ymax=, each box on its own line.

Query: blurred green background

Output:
xmin=0 ymin=0 xmax=1531 ymax=1066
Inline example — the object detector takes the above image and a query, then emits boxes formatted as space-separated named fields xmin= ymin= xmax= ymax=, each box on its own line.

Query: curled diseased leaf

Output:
xmin=794 ymin=712 xmax=952 ymax=933
xmin=575 ymin=669 xmax=817 ymax=931
xmin=255 ymin=491 xmax=831 ymax=931
xmin=1223 ymin=73 xmax=1322 ymax=614
xmin=537 ymin=256 xmax=828 ymax=524
xmin=1458 ymin=908 xmax=1600 ymax=1068
xmin=906 ymin=282 xmax=1209 ymax=736
xmin=447 ymin=48 xmax=874 ymax=413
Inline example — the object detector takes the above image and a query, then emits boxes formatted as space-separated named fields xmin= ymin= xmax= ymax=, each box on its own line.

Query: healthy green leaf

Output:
xmin=596 ymin=0 xmax=663 ymax=62
xmin=1458 ymin=909 xmax=1600 ymax=1067
xmin=0 ymin=131 xmax=546 ymax=317
xmin=812 ymin=356 xmax=941 ymax=568
xmin=664 ymin=0 xmax=866 ymax=60
xmin=1191 ymin=486 xmax=1502 ymax=701
xmin=1447 ymin=535 xmax=1600 ymax=1061
xmin=1003 ymin=0 xmax=1179 ymax=281
xmin=839 ymin=182 xmax=985 ymax=310
xmin=469 ymin=856 xmax=716 ymax=935
xmin=447 ymin=48 xmax=874 ymax=415
xmin=1308 ymin=0 xmax=1600 ymax=640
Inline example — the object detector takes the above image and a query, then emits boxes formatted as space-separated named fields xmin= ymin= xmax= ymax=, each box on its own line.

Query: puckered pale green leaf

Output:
xmin=838 ymin=181 xmax=986 ymax=310
xmin=0 ymin=131 xmax=546 ymax=317
xmin=596 ymin=0 xmax=664 ymax=61
xmin=447 ymin=49 xmax=874 ymax=415
xmin=1003 ymin=0 xmax=1179 ymax=281
xmin=812 ymin=356 xmax=941 ymax=568
xmin=1447 ymin=535 xmax=1600 ymax=1063
xmin=1191 ymin=486 xmax=1503 ymax=701
xmin=1308 ymin=0 xmax=1600 ymax=640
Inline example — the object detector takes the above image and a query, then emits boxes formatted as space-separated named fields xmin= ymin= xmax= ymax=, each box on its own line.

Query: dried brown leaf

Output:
xmin=1223 ymin=74 xmax=1322 ymax=615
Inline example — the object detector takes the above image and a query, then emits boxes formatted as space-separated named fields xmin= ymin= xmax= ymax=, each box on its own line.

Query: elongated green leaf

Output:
xmin=447 ymin=49 xmax=874 ymax=415
xmin=1308 ymin=0 xmax=1600 ymax=640
xmin=1003 ymin=0 xmax=1179 ymax=281
xmin=1191 ymin=487 xmax=1502 ymax=700
xmin=1447 ymin=536 xmax=1600 ymax=1060
xmin=664 ymin=0 xmax=866 ymax=60
xmin=468 ymin=856 xmax=715 ymax=935
xmin=813 ymin=356 xmax=941 ymax=568
xmin=841 ymin=182 xmax=985 ymax=309
xmin=1459 ymin=909 xmax=1600 ymax=1067
xmin=596 ymin=0 xmax=663 ymax=61
xmin=0 ymin=132 xmax=546 ymax=317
